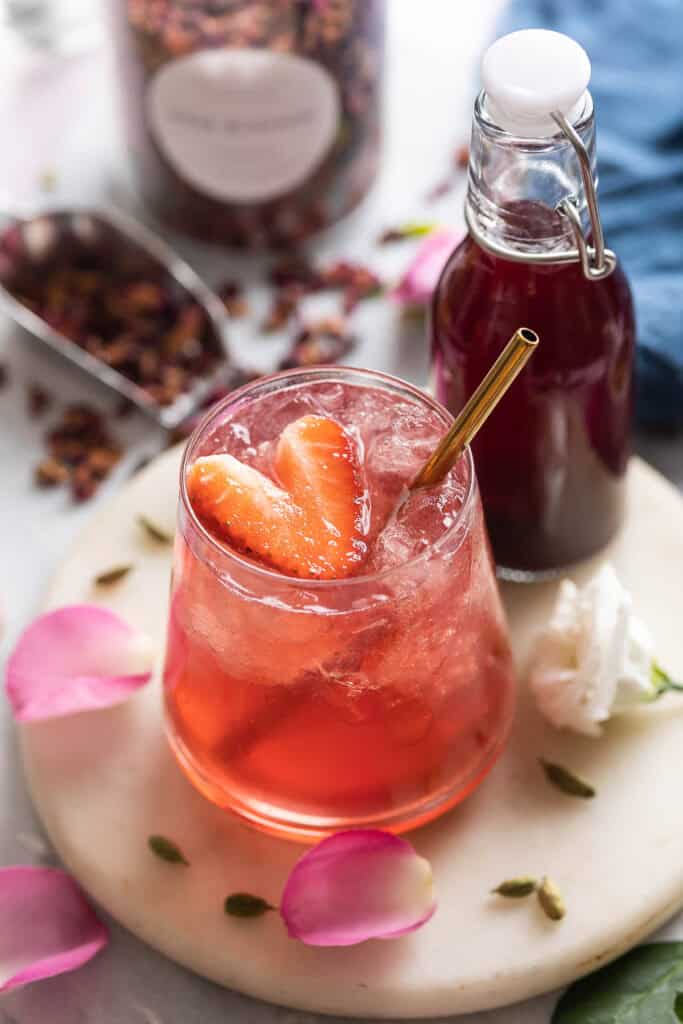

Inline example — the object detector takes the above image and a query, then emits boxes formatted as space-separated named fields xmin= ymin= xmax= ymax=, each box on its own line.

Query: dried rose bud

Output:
xmin=86 ymin=447 xmax=122 ymax=479
xmin=319 ymin=261 xmax=382 ymax=308
xmin=35 ymin=457 xmax=69 ymax=488
xmin=164 ymin=304 xmax=204 ymax=355
xmin=59 ymin=404 xmax=104 ymax=436
xmin=115 ymin=398 xmax=134 ymax=419
xmin=47 ymin=438 xmax=88 ymax=466
xmin=27 ymin=384 xmax=51 ymax=417
xmin=99 ymin=336 xmax=136 ymax=368
xmin=454 ymin=143 xmax=470 ymax=169
xmin=280 ymin=317 xmax=355 ymax=370
xmin=269 ymin=256 xmax=322 ymax=292
xmin=70 ymin=465 xmax=98 ymax=503
xmin=217 ymin=280 xmax=248 ymax=318
xmin=262 ymin=285 xmax=304 ymax=332
xmin=39 ymin=401 xmax=123 ymax=500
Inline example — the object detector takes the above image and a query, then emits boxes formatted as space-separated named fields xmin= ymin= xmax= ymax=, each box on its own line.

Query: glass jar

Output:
xmin=108 ymin=0 xmax=385 ymax=247
xmin=163 ymin=367 xmax=516 ymax=841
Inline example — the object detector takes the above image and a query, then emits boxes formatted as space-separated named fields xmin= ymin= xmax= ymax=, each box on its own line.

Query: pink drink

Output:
xmin=163 ymin=368 xmax=516 ymax=840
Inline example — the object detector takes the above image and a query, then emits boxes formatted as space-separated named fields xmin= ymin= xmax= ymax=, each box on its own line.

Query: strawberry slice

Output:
xmin=187 ymin=416 xmax=368 ymax=579
xmin=187 ymin=454 xmax=318 ymax=578
xmin=275 ymin=415 xmax=368 ymax=576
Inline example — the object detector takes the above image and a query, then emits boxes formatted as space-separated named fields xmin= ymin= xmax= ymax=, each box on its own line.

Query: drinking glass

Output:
xmin=163 ymin=367 xmax=516 ymax=841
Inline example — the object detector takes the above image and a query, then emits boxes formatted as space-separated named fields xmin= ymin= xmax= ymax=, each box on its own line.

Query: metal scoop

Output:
xmin=0 ymin=204 xmax=231 ymax=429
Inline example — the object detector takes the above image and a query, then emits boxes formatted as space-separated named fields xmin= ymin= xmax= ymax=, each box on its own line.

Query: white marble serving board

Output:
xmin=19 ymin=448 xmax=683 ymax=1018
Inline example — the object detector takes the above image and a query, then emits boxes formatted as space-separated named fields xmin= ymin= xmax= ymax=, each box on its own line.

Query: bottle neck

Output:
xmin=465 ymin=91 xmax=598 ymax=261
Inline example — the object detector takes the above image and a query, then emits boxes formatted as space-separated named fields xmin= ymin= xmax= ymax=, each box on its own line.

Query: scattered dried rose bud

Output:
xmin=86 ymin=449 xmax=121 ymax=482
xmin=27 ymin=384 xmax=51 ymax=417
xmin=280 ymin=318 xmax=355 ymax=370
xmin=115 ymin=397 xmax=135 ymax=419
xmin=70 ymin=465 xmax=99 ymax=503
xmin=454 ymin=143 xmax=470 ymax=169
xmin=217 ymin=280 xmax=249 ymax=318
xmin=37 ymin=402 xmax=124 ymax=502
xmin=269 ymin=256 xmax=322 ymax=292
xmin=262 ymin=285 xmax=304 ymax=332
xmin=35 ymin=457 xmax=69 ymax=488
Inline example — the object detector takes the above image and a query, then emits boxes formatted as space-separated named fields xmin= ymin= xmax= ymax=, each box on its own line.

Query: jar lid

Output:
xmin=481 ymin=29 xmax=591 ymax=138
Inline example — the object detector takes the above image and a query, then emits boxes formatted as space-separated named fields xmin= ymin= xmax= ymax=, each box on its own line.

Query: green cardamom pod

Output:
xmin=537 ymin=876 xmax=565 ymax=921
xmin=95 ymin=564 xmax=134 ymax=586
xmin=224 ymin=892 xmax=274 ymax=918
xmin=540 ymin=759 xmax=595 ymax=799
xmin=148 ymin=834 xmax=189 ymax=866
xmin=492 ymin=877 xmax=538 ymax=898
xmin=138 ymin=516 xmax=173 ymax=544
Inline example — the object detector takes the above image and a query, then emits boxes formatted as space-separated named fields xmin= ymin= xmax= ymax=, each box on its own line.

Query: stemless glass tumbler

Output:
xmin=163 ymin=368 xmax=516 ymax=841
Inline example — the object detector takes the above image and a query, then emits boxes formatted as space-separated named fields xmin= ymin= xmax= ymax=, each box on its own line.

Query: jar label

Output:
xmin=146 ymin=49 xmax=340 ymax=204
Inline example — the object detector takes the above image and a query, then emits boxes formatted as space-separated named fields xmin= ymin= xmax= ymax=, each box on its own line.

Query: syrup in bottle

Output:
xmin=431 ymin=30 xmax=635 ymax=578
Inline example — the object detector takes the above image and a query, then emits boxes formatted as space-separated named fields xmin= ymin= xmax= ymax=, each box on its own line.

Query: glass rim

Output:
xmin=179 ymin=366 xmax=476 ymax=590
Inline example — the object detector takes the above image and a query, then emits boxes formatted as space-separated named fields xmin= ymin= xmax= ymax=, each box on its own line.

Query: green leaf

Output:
xmin=379 ymin=222 xmax=437 ymax=244
xmin=148 ymin=834 xmax=189 ymax=866
xmin=224 ymin=892 xmax=274 ymax=918
xmin=651 ymin=662 xmax=683 ymax=696
xmin=553 ymin=942 xmax=683 ymax=1023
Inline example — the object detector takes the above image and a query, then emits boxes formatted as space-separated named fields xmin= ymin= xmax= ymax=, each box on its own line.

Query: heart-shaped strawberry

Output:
xmin=187 ymin=416 xmax=369 ymax=579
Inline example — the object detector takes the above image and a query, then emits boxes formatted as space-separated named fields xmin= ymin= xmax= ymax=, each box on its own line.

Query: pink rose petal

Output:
xmin=0 ymin=867 xmax=108 ymax=992
xmin=392 ymin=228 xmax=462 ymax=307
xmin=280 ymin=830 xmax=436 ymax=947
xmin=6 ymin=605 xmax=154 ymax=722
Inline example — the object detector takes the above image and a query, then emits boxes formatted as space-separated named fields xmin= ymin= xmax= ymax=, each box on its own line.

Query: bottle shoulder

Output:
xmin=432 ymin=233 xmax=635 ymax=366
xmin=435 ymin=233 xmax=634 ymax=308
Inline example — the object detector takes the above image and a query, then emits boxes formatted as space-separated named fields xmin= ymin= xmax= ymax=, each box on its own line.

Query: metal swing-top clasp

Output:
xmin=552 ymin=110 xmax=616 ymax=281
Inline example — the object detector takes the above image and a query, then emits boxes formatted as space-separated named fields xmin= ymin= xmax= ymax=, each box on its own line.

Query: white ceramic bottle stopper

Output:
xmin=481 ymin=29 xmax=591 ymax=138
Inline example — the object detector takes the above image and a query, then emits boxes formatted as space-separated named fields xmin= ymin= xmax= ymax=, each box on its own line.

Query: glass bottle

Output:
xmin=431 ymin=30 xmax=635 ymax=579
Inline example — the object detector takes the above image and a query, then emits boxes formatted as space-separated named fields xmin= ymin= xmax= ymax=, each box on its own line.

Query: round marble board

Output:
xmin=19 ymin=449 xmax=683 ymax=1018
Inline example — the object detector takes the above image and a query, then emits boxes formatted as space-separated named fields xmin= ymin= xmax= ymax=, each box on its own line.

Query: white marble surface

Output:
xmin=1 ymin=2 xmax=682 ymax=1023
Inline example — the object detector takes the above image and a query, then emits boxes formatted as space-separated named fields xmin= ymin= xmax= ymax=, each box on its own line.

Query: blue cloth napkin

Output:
xmin=500 ymin=0 xmax=683 ymax=429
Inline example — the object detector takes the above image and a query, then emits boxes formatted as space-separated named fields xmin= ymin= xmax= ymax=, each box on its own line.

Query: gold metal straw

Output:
xmin=410 ymin=327 xmax=539 ymax=490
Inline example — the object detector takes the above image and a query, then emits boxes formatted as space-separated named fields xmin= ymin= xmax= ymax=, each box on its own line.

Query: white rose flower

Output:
xmin=529 ymin=564 xmax=674 ymax=737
